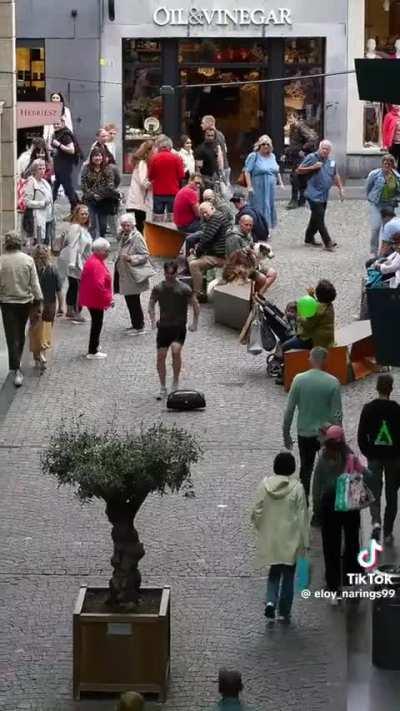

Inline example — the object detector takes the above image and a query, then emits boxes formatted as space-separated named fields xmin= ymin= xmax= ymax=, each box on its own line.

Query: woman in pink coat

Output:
xmin=79 ymin=238 xmax=113 ymax=359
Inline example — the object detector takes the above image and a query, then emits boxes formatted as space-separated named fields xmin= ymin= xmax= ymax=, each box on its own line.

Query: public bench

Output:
xmin=283 ymin=320 xmax=377 ymax=391
xmin=144 ymin=220 xmax=186 ymax=258
xmin=213 ymin=282 xmax=251 ymax=331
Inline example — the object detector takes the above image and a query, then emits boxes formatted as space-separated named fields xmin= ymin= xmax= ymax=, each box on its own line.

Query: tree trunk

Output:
xmin=105 ymin=499 xmax=145 ymax=608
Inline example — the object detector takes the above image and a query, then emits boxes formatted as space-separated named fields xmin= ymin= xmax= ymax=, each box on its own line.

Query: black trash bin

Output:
xmin=372 ymin=565 xmax=400 ymax=669
xmin=367 ymin=289 xmax=400 ymax=366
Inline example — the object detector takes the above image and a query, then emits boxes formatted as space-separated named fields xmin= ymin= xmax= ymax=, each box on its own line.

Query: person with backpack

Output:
xmin=251 ymin=452 xmax=309 ymax=622
xmin=312 ymin=425 xmax=366 ymax=602
xmin=51 ymin=117 xmax=80 ymax=209
xmin=357 ymin=374 xmax=400 ymax=545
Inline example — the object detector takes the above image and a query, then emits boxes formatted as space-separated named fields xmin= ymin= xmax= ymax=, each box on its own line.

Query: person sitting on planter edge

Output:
xmin=282 ymin=278 xmax=336 ymax=354
xmin=214 ymin=669 xmax=253 ymax=710
xmin=116 ymin=691 xmax=144 ymax=711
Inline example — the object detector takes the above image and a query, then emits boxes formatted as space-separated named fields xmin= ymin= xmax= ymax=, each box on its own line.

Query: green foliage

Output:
xmin=41 ymin=418 xmax=203 ymax=504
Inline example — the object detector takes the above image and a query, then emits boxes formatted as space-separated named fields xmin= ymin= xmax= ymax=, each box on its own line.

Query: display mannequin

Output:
xmin=364 ymin=40 xmax=382 ymax=146
xmin=383 ymin=105 xmax=400 ymax=168
xmin=366 ymin=38 xmax=379 ymax=59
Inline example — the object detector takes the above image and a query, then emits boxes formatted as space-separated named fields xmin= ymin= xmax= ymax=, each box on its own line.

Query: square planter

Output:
xmin=73 ymin=585 xmax=170 ymax=701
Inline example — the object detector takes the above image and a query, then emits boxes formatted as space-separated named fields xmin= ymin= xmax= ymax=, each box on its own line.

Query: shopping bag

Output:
xmin=247 ymin=306 xmax=263 ymax=355
xmin=295 ymin=557 xmax=311 ymax=593
xmin=335 ymin=472 xmax=375 ymax=512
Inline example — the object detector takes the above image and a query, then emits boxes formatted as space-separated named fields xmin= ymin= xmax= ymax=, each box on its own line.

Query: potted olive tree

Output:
xmin=42 ymin=419 xmax=202 ymax=701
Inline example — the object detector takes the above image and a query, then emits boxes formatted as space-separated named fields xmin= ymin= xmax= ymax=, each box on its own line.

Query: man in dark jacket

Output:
xmin=230 ymin=190 xmax=269 ymax=242
xmin=188 ymin=202 xmax=230 ymax=300
xmin=285 ymin=115 xmax=318 ymax=210
xmin=357 ymin=373 xmax=400 ymax=544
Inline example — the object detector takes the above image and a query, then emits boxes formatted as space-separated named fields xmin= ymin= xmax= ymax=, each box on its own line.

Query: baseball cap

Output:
xmin=382 ymin=216 xmax=400 ymax=244
xmin=230 ymin=189 xmax=246 ymax=203
xmin=325 ymin=425 xmax=345 ymax=442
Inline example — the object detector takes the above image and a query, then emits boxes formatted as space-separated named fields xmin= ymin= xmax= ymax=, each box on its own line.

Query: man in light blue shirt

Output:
xmin=297 ymin=139 xmax=344 ymax=252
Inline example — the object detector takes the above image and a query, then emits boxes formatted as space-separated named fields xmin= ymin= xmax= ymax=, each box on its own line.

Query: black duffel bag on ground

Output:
xmin=167 ymin=390 xmax=206 ymax=411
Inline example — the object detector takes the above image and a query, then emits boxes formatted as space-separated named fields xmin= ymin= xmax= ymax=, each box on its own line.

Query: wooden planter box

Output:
xmin=73 ymin=585 xmax=170 ymax=701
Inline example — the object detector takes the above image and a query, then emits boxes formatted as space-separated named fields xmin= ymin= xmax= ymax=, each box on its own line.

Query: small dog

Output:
xmin=253 ymin=242 xmax=274 ymax=275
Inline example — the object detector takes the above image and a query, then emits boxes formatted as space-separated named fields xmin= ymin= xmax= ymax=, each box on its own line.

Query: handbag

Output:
xmin=247 ymin=305 xmax=263 ymax=355
xmin=167 ymin=389 xmax=206 ymax=411
xmin=334 ymin=454 xmax=375 ymax=512
xmin=237 ymin=170 xmax=247 ymax=188
xmin=295 ymin=557 xmax=311 ymax=593
xmin=128 ymin=260 xmax=157 ymax=283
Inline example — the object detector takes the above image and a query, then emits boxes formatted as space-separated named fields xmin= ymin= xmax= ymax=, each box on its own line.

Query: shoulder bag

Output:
xmin=126 ymin=232 xmax=157 ymax=283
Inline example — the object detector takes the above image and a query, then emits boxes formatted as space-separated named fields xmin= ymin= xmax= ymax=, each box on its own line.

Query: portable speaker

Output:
xmin=167 ymin=390 xmax=206 ymax=411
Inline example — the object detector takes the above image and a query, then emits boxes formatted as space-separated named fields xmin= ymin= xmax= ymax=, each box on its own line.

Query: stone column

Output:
xmin=0 ymin=0 xmax=17 ymax=242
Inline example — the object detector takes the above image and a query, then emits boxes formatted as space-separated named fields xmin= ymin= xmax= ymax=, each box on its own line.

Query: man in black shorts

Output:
xmin=149 ymin=260 xmax=199 ymax=400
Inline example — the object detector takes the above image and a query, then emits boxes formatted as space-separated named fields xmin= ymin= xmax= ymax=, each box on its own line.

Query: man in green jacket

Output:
xmin=283 ymin=346 xmax=342 ymax=501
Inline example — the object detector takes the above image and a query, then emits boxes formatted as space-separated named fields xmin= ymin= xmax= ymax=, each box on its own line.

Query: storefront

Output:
xmin=101 ymin=1 xmax=349 ymax=174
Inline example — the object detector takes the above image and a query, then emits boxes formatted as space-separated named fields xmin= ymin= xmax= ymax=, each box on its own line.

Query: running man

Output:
xmin=149 ymin=260 xmax=199 ymax=400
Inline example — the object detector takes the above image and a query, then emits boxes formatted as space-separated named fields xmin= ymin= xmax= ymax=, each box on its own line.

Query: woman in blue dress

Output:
xmin=244 ymin=134 xmax=282 ymax=229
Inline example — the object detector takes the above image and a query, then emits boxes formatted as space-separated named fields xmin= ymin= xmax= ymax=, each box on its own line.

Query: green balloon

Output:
xmin=297 ymin=295 xmax=318 ymax=319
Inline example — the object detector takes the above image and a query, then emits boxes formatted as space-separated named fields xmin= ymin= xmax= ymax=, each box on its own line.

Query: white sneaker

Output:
xmin=14 ymin=369 xmax=24 ymax=387
xmin=86 ymin=352 xmax=107 ymax=360
xmin=329 ymin=596 xmax=341 ymax=607
xmin=171 ymin=382 xmax=179 ymax=392
xmin=156 ymin=386 xmax=168 ymax=400
xmin=129 ymin=328 xmax=148 ymax=336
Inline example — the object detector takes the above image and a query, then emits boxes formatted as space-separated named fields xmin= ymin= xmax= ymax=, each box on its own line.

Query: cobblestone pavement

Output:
xmin=0 ymin=200 xmax=385 ymax=710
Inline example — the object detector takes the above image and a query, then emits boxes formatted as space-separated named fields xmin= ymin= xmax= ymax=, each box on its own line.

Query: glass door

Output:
xmin=179 ymin=39 xmax=268 ymax=177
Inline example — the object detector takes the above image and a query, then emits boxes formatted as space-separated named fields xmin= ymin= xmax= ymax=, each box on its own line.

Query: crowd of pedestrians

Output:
xmin=4 ymin=101 xmax=400 ymax=709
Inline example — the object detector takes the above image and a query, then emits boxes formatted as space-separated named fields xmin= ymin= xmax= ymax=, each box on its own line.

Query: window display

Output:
xmin=16 ymin=41 xmax=46 ymax=154
xmin=122 ymin=39 xmax=162 ymax=172
xmin=283 ymin=39 xmax=324 ymax=151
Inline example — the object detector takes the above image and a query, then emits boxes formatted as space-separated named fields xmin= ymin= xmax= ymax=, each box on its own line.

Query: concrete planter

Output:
xmin=73 ymin=585 xmax=170 ymax=701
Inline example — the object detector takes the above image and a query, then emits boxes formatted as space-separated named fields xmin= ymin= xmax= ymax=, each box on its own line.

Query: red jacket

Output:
xmin=79 ymin=254 xmax=113 ymax=310
xmin=382 ymin=109 xmax=400 ymax=149
xmin=148 ymin=149 xmax=184 ymax=196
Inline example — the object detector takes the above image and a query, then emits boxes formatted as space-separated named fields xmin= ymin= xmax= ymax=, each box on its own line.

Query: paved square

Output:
xmin=0 ymin=201 xmax=381 ymax=710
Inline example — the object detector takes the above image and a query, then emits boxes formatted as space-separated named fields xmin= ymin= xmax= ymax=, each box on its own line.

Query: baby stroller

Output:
xmin=260 ymin=300 xmax=296 ymax=377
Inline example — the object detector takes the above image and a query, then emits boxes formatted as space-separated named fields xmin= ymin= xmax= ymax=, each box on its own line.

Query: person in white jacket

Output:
xmin=43 ymin=91 xmax=73 ymax=150
xmin=251 ymin=452 xmax=309 ymax=622
xmin=24 ymin=159 xmax=54 ymax=247
xmin=126 ymin=140 xmax=154 ymax=233
xmin=178 ymin=135 xmax=196 ymax=179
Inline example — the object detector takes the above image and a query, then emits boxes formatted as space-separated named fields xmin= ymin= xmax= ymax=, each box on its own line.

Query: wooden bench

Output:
xmin=284 ymin=320 xmax=377 ymax=391
xmin=144 ymin=220 xmax=186 ymax=258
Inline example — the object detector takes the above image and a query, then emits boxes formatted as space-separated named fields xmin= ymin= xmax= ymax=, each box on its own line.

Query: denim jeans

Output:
xmin=368 ymin=203 xmax=383 ymax=256
xmin=368 ymin=458 xmax=400 ymax=535
xmin=281 ymin=336 xmax=313 ymax=353
xmin=266 ymin=564 xmax=296 ymax=617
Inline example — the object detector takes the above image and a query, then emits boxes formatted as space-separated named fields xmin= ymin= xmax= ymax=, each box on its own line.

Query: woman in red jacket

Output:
xmin=79 ymin=238 xmax=113 ymax=360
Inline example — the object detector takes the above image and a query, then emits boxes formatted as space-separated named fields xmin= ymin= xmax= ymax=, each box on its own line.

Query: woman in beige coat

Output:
xmin=126 ymin=140 xmax=154 ymax=233
xmin=115 ymin=213 xmax=155 ymax=334
xmin=251 ymin=452 xmax=309 ymax=622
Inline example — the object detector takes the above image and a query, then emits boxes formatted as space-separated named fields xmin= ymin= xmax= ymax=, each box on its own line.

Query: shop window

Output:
xmin=363 ymin=1 xmax=400 ymax=148
xmin=16 ymin=42 xmax=45 ymax=101
xmin=179 ymin=38 xmax=268 ymax=65
xmin=122 ymin=39 xmax=162 ymax=172
xmin=283 ymin=38 xmax=324 ymax=154
xmin=16 ymin=41 xmax=46 ymax=153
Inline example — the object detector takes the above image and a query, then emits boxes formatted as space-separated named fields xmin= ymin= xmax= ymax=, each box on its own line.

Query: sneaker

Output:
xmin=371 ymin=524 xmax=381 ymax=542
xmin=72 ymin=315 xmax=86 ymax=324
xmin=286 ymin=199 xmax=299 ymax=210
xmin=384 ymin=533 xmax=394 ymax=546
xmin=264 ymin=603 xmax=275 ymax=620
xmin=14 ymin=369 xmax=24 ymax=387
xmin=277 ymin=615 xmax=291 ymax=624
xmin=156 ymin=386 xmax=168 ymax=401
xmin=304 ymin=240 xmax=321 ymax=247
xmin=86 ymin=352 xmax=107 ymax=360
xmin=171 ymin=382 xmax=179 ymax=392
xmin=129 ymin=328 xmax=148 ymax=336
xmin=324 ymin=246 xmax=336 ymax=253
xmin=329 ymin=597 xmax=340 ymax=607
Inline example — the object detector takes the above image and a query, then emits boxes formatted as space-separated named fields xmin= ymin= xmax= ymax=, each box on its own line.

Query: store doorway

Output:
xmin=181 ymin=68 xmax=265 ymax=177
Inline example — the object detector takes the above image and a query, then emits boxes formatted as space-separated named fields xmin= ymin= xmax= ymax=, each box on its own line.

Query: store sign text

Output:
xmin=153 ymin=7 xmax=292 ymax=27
